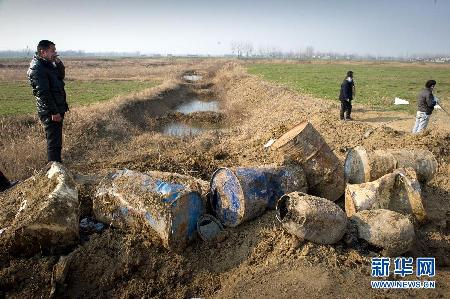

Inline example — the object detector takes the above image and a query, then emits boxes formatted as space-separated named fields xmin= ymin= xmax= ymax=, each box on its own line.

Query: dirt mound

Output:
xmin=0 ymin=169 xmax=58 ymax=229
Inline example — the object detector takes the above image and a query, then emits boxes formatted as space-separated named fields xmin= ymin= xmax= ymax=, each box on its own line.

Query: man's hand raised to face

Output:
xmin=51 ymin=113 xmax=62 ymax=122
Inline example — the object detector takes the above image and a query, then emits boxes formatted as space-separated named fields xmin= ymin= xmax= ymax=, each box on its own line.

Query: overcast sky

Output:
xmin=0 ymin=0 xmax=449 ymax=56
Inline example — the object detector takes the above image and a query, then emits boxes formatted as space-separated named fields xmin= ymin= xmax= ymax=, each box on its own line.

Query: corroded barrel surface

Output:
xmin=276 ymin=192 xmax=347 ymax=244
xmin=94 ymin=169 xmax=205 ymax=250
xmin=271 ymin=121 xmax=345 ymax=201
xmin=345 ymin=168 xmax=426 ymax=222
xmin=345 ymin=146 xmax=437 ymax=184
xmin=210 ymin=165 xmax=307 ymax=227
xmin=350 ymin=209 xmax=415 ymax=256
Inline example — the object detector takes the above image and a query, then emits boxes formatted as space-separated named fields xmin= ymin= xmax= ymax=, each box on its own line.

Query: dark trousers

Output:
xmin=340 ymin=100 xmax=352 ymax=119
xmin=40 ymin=115 xmax=64 ymax=162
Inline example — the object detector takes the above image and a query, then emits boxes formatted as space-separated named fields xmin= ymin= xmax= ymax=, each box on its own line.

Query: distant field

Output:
xmin=0 ymin=80 xmax=158 ymax=116
xmin=247 ymin=62 xmax=450 ymax=113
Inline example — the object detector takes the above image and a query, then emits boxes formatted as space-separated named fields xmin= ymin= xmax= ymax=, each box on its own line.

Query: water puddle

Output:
xmin=175 ymin=100 xmax=219 ymax=114
xmin=183 ymin=75 xmax=203 ymax=82
xmin=158 ymin=84 xmax=223 ymax=137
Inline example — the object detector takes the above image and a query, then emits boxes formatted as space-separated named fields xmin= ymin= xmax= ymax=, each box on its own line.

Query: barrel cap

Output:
xmin=344 ymin=146 xmax=371 ymax=184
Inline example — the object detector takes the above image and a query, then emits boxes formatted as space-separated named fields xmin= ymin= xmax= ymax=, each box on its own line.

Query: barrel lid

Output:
xmin=210 ymin=167 xmax=245 ymax=227
xmin=344 ymin=146 xmax=371 ymax=184
xmin=271 ymin=121 xmax=310 ymax=150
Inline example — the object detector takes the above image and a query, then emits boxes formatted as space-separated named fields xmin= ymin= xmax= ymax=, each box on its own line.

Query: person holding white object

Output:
xmin=412 ymin=80 xmax=437 ymax=134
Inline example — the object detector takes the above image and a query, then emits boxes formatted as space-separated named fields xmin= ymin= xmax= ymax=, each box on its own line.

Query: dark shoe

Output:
xmin=9 ymin=180 xmax=19 ymax=188
xmin=0 ymin=180 xmax=19 ymax=192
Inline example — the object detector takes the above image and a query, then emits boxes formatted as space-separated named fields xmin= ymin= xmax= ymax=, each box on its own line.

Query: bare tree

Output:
xmin=243 ymin=41 xmax=253 ymax=58
xmin=230 ymin=41 xmax=253 ymax=58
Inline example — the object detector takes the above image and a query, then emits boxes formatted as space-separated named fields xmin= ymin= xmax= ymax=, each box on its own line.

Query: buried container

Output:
xmin=0 ymin=162 xmax=79 ymax=256
xmin=350 ymin=209 xmax=415 ymax=256
xmin=344 ymin=146 xmax=438 ymax=184
xmin=210 ymin=165 xmax=308 ymax=227
xmin=345 ymin=168 xmax=426 ymax=222
xmin=270 ymin=121 xmax=345 ymax=201
xmin=276 ymin=192 xmax=347 ymax=244
xmin=94 ymin=169 xmax=206 ymax=249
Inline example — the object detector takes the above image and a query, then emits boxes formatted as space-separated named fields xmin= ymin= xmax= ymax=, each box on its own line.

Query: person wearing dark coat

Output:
xmin=412 ymin=80 xmax=437 ymax=134
xmin=27 ymin=40 xmax=69 ymax=163
xmin=339 ymin=70 xmax=355 ymax=120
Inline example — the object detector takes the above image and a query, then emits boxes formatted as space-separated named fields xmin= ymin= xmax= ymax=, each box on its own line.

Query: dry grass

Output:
xmin=0 ymin=57 xmax=218 ymax=81
xmin=0 ymin=58 xmax=226 ymax=180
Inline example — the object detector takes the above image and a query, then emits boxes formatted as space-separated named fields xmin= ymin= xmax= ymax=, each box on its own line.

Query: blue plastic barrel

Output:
xmin=95 ymin=169 xmax=204 ymax=249
xmin=210 ymin=165 xmax=307 ymax=227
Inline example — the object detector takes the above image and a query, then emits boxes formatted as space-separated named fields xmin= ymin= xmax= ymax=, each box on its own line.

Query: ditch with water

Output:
xmin=157 ymin=74 xmax=224 ymax=137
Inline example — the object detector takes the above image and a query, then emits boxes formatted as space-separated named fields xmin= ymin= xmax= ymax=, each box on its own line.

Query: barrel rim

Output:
xmin=196 ymin=214 xmax=224 ymax=242
xmin=209 ymin=167 xmax=245 ymax=227
xmin=275 ymin=191 xmax=309 ymax=223
xmin=271 ymin=121 xmax=311 ymax=150
xmin=344 ymin=146 xmax=371 ymax=184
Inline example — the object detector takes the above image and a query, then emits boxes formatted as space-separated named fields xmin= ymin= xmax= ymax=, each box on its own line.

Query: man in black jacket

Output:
xmin=339 ymin=71 xmax=355 ymax=120
xmin=412 ymin=80 xmax=437 ymax=134
xmin=27 ymin=40 xmax=68 ymax=163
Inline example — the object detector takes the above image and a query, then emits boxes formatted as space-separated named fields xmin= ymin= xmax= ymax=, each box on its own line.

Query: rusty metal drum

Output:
xmin=94 ymin=169 xmax=205 ymax=250
xmin=271 ymin=121 xmax=345 ymax=201
xmin=344 ymin=146 xmax=438 ymax=184
xmin=210 ymin=165 xmax=307 ymax=227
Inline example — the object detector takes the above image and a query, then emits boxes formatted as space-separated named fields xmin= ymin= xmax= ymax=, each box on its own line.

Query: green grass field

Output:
xmin=0 ymin=80 xmax=158 ymax=116
xmin=247 ymin=62 xmax=450 ymax=113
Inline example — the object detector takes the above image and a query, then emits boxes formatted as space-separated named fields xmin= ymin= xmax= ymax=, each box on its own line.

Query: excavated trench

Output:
xmin=117 ymin=72 xmax=224 ymax=137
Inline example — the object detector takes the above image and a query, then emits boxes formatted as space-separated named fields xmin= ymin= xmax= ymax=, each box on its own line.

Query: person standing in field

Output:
xmin=412 ymin=80 xmax=438 ymax=134
xmin=27 ymin=40 xmax=68 ymax=163
xmin=339 ymin=70 xmax=355 ymax=120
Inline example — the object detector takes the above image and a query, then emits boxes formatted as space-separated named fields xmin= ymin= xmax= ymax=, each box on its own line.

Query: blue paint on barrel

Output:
xmin=266 ymin=168 xmax=293 ymax=208
xmin=212 ymin=168 xmax=242 ymax=226
xmin=120 ymin=207 xmax=129 ymax=216
xmin=144 ymin=212 xmax=158 ymax=227
xmin=210 ymin=166 xmax=306 ymax=227
xmin=171 ymin=192 xmax=204 ymax=242
xmin=108 ymin=169 xmax=205 ymax=248
xmin=154 ymin=179 xmax=185 ymax=204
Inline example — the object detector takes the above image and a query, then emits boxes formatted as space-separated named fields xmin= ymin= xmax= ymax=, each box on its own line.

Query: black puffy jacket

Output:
xmin=27 ymin=55 xmax=68 ymax=116
xmin=417 ymin=88 xmax=436 ymax=115
xmin=339 ymin=78 xmax=354 ymax=101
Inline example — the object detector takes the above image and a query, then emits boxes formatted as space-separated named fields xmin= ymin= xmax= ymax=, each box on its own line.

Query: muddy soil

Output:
xmin=0 ymin=61 xmax=449 ymax=298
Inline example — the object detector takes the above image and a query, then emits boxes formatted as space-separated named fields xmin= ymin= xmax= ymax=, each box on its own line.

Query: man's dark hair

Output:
xmin=346 ymin=71 xmax=353 ymax=78
xmin=425 ymin=80 xmax=436 ymax=88
xmin=37 ymin=40 xmax=55 ymax=53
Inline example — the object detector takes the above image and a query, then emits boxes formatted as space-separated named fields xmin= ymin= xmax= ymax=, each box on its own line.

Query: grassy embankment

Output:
xmin=247 ymin=62 xmax=450 ymax=113
xmin=0 ymin=80 xmax=158 ymax=116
